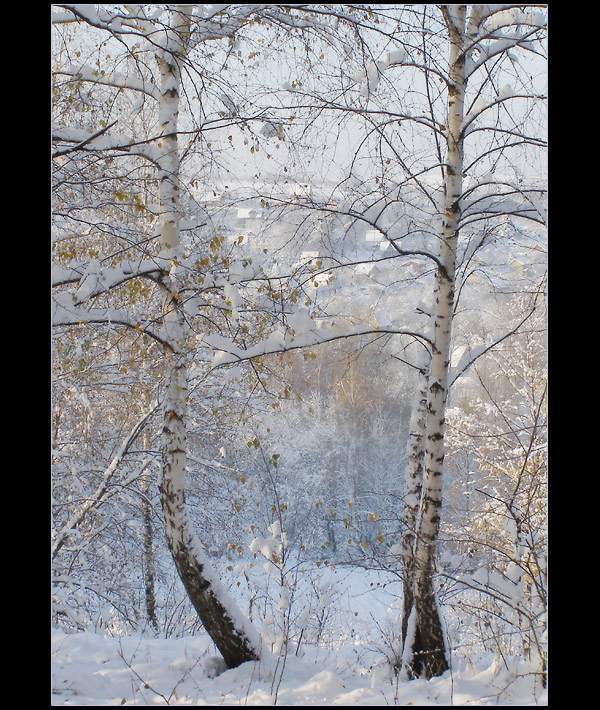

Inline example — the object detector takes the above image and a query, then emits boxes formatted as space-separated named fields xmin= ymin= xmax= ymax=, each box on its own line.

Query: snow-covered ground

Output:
xmin=51 ymin=567 xmax=547 ymax=706
xmin=50 ymin=629 xmax=547 ymax=706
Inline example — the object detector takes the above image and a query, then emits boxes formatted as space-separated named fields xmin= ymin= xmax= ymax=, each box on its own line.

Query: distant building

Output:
xmin=301 ymin=250 xmax=321 ymax=262
xmin=236 ymin=207 xmax=262 ymax=221
xmin=365 ymin=229 xmax=383 ymax=243
xmin=354 ymin=262 xmax=382 ymax=279
xmin=275 ymin=182 xmax=313 ymax=202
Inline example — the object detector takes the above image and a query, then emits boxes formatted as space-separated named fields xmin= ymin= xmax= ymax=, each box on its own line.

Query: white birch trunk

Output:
xmin=155 ymin=6 xmax=260 ymax=667
xmin=402 ymin=4 xmax=468 ymax=679
xmin=399 ymin=364 xmax=428 ymax=660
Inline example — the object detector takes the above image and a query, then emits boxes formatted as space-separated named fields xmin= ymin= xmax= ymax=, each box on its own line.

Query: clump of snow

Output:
xmin=499 ymin=84 xmax=514 ymax=100
xmin=223 ymin=282 xmax=241 ymax=322
xmin=350 ymin=48 xmax=407 ymax=97
xmin=286 ymin=307 xmax=316 ymax=335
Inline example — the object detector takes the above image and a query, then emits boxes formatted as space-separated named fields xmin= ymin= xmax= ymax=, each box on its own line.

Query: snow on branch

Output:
xmin=51 ymin=263 xmax=88 ymax=287
xmin=476 ymin=6 xmax=547 ymax=35
xmin=52 ymin=123 xmax=162 ymax=162
xmin=349 ymin=48 xmax=409 ymax=97
xmin=52 ymin=296 xmax=168 ymax=347
xmin=465 ymin=27 xmax=545 ymax=78
xmin=52 ymin=257 xmax=165 ymax=306
xmin=185 ymin=5 xmax=269 ymax=48
xmin=50 ymin=246 xmax=183 ymax=345
xmin=51 ymin=121 xmax=118 ymax=158
xmin=52 ymin=3 xmax=162 ymax=36
xmin=55 ymin=64 xmax=162 ymax=102
xmin=201 ymin=325 xmax=433 ymax=371
xmin=52 ymin=4 xmax=115 ymax=26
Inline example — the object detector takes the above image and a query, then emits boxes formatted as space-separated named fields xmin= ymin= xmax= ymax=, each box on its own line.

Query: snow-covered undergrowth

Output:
xmin=51 ymin=566 xmax=547 ymax=705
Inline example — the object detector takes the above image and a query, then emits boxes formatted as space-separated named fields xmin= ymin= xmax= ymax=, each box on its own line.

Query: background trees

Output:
xmin=52 ymin=3 xmax=547 ymax=684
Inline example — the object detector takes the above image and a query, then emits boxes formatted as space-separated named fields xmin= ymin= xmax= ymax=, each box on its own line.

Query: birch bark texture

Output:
xmin=400 ymin=4 xmax=468 ymax=680
xmin=155 ymin=6 xmax=260 ymax=668
xmin=400 ymin=364 xmax=428 ymax=655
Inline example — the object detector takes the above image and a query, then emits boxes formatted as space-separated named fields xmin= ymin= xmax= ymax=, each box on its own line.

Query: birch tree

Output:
xmin=52 ymin=3 xmax=274 ymax=666
xmin=255 ymin=4 xmax=546 ymax=678
xmin=391 ymin=6 xmax=546 ymax=679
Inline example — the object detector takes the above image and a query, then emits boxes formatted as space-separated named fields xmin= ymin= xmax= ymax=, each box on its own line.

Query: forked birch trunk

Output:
xmin=400 ymin=4 xmax=468 ymax=680
xmin=155 ymin=6 xmax=260 ymax=668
